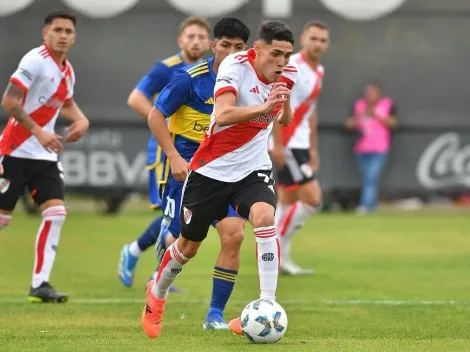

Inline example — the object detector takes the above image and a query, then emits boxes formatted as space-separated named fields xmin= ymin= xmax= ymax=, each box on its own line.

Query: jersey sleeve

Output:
xmin=136 ymin=62 xmax=172 ymax=100
xmin=9 ymin=51 xmax=44 ymax=93
xmin=154 ymin=71 xmax=192 ymax=118
xmin=214 ymin=56 xmax=244 ymax=99
xmin=66 ymin=66 xmax=75 ymax=100
xmin=279 ymin=61 xmax=300 ymax=90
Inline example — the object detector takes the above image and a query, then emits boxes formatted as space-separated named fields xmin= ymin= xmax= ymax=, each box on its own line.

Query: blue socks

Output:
xmin=208 ymin=266 xmax=238 ymax=316
xmin=136 ymin=216 xmax=164 ymax=251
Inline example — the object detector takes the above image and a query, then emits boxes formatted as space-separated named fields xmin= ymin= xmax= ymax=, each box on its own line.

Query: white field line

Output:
xmin=0 ymin=298 xmax=469 ymax=305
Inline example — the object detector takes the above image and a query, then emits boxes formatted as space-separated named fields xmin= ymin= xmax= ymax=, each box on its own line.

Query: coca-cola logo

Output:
xmin=0 ymin=0 xmax=407 ymax=20
xmin=416 ymin=133 xmax=470 ymax=189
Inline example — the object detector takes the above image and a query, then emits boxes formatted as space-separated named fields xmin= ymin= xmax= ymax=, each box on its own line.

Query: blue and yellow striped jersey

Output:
xmin=155 ymin=57 xmax=216 ymax=185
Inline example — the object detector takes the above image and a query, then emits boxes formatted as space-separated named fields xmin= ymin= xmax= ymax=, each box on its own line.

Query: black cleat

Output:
xmin=28 ymin=282 xmax=69 ymax=303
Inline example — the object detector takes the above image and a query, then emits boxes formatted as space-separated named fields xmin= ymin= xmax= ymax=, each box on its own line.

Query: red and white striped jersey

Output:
xmin=0 ymin=44 xmax=75 ymax=161
xmin=276 ymin=51 xmax=324 ymax=149
xmin=189 ymin=49 xmax=300 ymax=182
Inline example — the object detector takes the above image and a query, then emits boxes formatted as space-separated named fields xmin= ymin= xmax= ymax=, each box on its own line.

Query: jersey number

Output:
xmin=257 ymin=173 xmax=275 ymax=193
xmin=164 ymin=196 xmax=176 ymax=219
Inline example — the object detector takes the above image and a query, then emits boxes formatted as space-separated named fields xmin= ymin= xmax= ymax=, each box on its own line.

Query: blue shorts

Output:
xmin=160 ymin=182 xmax=243 ymax=239
xmin=147 ymin=135 xmax=162 ymax=209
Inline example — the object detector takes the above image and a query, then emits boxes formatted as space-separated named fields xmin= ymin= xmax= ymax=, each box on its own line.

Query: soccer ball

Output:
xmin=240 ymin=299 xmax=288 ymax=344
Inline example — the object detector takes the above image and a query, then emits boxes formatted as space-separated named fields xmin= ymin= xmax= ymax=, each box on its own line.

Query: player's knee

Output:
xmin=177 ymin=237 xmax=200 ymax=258
xmin=42 ymin=205 xmax=67 ymax=223
xmin=300 ymin=181 xmax=322 ymax=209
xmin=249 ymin=202 xmax=275 ymax=228
xmin=219 ymin=227 xmax=244 ymax=252
xmin=0 ymin=213 xmax=12 ymax=230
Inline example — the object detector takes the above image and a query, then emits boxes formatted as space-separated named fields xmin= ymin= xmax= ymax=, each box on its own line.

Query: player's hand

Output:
xmin=310 ymin=149 xmax=319 ymax=172
xmin=0 ymin=163 xmax=3 ymax=176
xmin=65 ymin=119 xmax=89 ymax=142
xmin=263 ymin=82 xmax=291 ymax=113
xmin=271 ymin=147 xmax=286 ymax=169
xmin=277 ymin=107 xmax=294 ymax=127
xmin=170 ymin=155 xmax=189 ymax=182
xmin=35 ymin=129 xmax=63 ymax=154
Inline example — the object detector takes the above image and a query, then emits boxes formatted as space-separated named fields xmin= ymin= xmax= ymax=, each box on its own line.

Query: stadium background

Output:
xmin=1 ymin=0 xmax=469 ymax=212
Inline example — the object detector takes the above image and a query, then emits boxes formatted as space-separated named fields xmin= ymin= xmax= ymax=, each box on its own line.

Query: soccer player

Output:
xmin=118 ymin=16 xmax=210 ymax=288
xmin=149 ymin=17 xmax=251 ymax=329
xmin=142 ymin=20 xmax=299 ymax=338
xmin=270 ymin=20 xmax=329 ymax=275
xmin=0 ymin=10 xmax=89 ymax=302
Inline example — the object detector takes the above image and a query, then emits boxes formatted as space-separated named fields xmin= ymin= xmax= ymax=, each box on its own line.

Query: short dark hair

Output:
xmin=259 ymin=20 xmax=294 ymax=45
xmin=303 ymin=20 xmax=329 ymax=32
xmin=44 ymin=10 xmax=77 ymax=27
xmin=180 ymin=16 xmax=211 ymax=34
xmin=213 ymin=18 xmax=250 ymax=43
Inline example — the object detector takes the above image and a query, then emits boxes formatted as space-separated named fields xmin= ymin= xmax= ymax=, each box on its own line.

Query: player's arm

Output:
xmin=60 ymin=98 xmax=89 ymax=142
xmin=270 ymin=112 xmax=286 ymax=169
xmin=1 ymin=55 xmax=63 ymax=153
xmin=215 ymin=83 xmax=290 ymax=127
xmin=129 ymin=62 xmax=170 ymax=121
xmin=213 ymin=59 xmax=291 ymax=127
xmin=276 ymin=94 xmax=295 ymax=126
xmin=148 ymin=72 xmax=192 ymax=181
xmin=309 ymin=110 xmax=320 ymax=171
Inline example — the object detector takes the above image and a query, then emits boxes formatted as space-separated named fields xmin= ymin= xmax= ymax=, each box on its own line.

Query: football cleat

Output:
xmin=28 ymin=282 xmax=69 ymax=303
xmin=228 ymin=317 xmax=243 ymax=335
xmin=203 ymin=313 xmax=228 ymax=330
xmin=142 ymin=281 xmax=166 ymax=338
xmin=118 ymin=244 xmax=138 ymax=287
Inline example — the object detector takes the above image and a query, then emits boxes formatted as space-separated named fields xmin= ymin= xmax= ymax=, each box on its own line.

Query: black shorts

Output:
xmin=180 ymin=170 xmax=277 ymax=242
xmin=272 ymin=148 xmax=316 ymax=189
xmin=0 ymin=155 xmax=65 ymax=211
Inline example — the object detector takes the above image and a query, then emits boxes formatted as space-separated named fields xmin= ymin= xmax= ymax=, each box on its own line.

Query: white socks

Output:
xmin=277 ymin=201 xmax=316 ymax=259
xmin=151 ymin=242 xmax=189 ymax=300
xmin=254 ymin=226 xmax=279 ymax=301
xmin=32 ymin=206 xmax=67 ymax=288
xmin=129 ymin=241 xmax=143 ymax=257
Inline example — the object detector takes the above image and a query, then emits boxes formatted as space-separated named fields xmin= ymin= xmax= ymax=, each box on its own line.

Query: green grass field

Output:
xmin=1 ymin=207 xmax=469 ymax=351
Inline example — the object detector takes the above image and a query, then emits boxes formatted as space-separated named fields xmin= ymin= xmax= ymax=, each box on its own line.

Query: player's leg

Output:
xmin=278 ymin=180 xmax=321 ymax=275
xmin=275 ymin=149 xmax=320 ymax=275
xmin=151 ymin=182 xmax=186 ymax=293
xmin=142 ymin=171 xmax=229 ymax=338
xmin=228 ymin=170 xmax=278 ymax=335
xmin=203 ymin=211 xmax=245 ymax=330
xmin=27 ymin=160 xmax=68 ymax=303
xmin=118 ymin=143 xmax=164 ymax=287
xmin=236 ymin=171 xmax=279 ymax=300
xmin=0 ymin=156 xmax=27 ymax=234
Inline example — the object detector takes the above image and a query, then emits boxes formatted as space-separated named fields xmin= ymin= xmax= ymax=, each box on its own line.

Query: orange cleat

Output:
xmin=228 ymin=317 xmax=243 ymax=335
xmin=142 ymin=281 xmax=167 ymax=338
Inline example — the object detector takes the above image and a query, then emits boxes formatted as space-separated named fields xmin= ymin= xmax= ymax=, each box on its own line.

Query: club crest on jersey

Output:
xmin=0 ymin=178 xmax=11 ymax=194
xmin=183 ymin=207 xmax=192 ymax=224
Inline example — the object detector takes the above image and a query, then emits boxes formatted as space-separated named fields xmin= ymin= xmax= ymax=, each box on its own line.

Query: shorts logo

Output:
xmin=300 ymin=163 xmax=313 ymax=178
xmin=183 ymin=207 xmax=192 ymax=224
xmin=0 ymin=178 xmax=11 ymax=194
xmin=262 ymin=252 xmax=275 ymax=261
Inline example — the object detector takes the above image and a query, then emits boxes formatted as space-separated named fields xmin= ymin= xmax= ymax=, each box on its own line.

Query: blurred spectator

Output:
xmin=345 ymin=82 xmax=397 ymax=213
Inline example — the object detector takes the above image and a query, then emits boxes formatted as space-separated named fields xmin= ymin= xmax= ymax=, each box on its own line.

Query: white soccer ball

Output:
xmin=240 ymin=299 xmax=288 ymax=344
